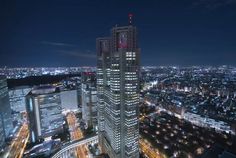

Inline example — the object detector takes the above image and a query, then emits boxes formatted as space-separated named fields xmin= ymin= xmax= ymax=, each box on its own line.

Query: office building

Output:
xmin=26 ymin=85 xmax=64 ymax=143
xmin=97 ymin=16 xmax=140 ymax=158
xmin=9 ymin=86 xmax=31 ymax=112
xmin=81 ymin=72 xmax=98 ymax=130
xmin=97 ymin=37 xmax=110 ymax=145
xmin=60 ymin=89 xmax=78 ymax=111
xmin=9 ymin=86 xmax=31 ymax=126
xmin=0 ymin=114 xmax=5 ymax=151
xmin=0 ymin=75 xmax=13 ymax=149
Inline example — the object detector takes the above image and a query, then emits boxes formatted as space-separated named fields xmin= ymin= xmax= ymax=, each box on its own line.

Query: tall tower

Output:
xmin=0 ymin=75 xmax=13 ymax=150
xmin=96 ymin=37 xmax=111 ymax=149
xmin=81 ymin=72 xmax=97 ymax=130
xmin=97 ymin=16 xmax=140 ymax=158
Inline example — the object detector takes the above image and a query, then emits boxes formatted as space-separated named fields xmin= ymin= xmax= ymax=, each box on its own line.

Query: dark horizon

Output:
xmin=1 ymin=64 xmax=236 ymax=69
xmin=1 ymin=0 xmax=236 ymax=67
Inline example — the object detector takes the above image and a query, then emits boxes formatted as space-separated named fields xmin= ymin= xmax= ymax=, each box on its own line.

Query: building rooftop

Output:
xmin=28 ymin=85 xmax=59 ymax=96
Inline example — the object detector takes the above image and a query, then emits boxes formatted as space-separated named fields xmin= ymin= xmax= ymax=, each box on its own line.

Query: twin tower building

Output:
xmin=96 ymin=16 xmax=141 ymax=158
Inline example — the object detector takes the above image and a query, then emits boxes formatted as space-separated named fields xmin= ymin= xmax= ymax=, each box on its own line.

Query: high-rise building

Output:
xmin=9 ymin=86 xmax=31 ymax=113
xmin=60 ymin=89 xmax=78 ymax=111
xmin=96 ymin=37 xmax=110 ymax=153
xmin=81 ymin=72 xmax=98 ymax=130
xmin=0 ymin=114 xmax=5 ymax=152
xmin=0 ymin=75 xmax=13 ymax=150
xmin=97 ymin=16 xmax=140 ymax=158
xmin=26 ymin=85 xmax=64 ymax=143
xmin=9 ymin=86 xmax=31 ymax=127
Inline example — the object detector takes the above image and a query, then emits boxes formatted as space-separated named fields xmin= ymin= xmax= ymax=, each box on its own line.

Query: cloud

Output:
xmin=41 ymin=41 xmax=96 ymax=59
xmin=58 ymin=50 xmax=96 ymax=59
xmin=192 ymin=0 xmax=236 ymax=9
xmin=41 ymin=41 xmax=76 ymax=47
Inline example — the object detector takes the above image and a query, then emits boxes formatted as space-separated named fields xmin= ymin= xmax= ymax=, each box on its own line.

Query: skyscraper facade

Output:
xmin=0 ymin=114 xmax=5 ymax=151
xmin=9 ymin=86 xmax=31 ymax=113
xmin=81 ymin=72 xmax=98 ymax=130
xmin=96 ymin=37 xmax=111 ymax=147
xmin=97 ymin=22 xmax=140 ymax=158
xmin=60 ymin=89 xmax=78 ymax=111
xmin=81 ymin=82 xmax=97 ymax=130
xmin=0 ymin=75 xmax=13 ymax=150
xmin=26 ymin=85 xmax=64 ymax=143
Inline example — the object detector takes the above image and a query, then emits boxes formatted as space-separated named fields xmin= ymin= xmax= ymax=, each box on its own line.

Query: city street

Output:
xmin=67 ymin=112 xmax=89 ymax=158
xmin=5 ymin=123 xmax=29 ymax=158
xmin=67 ymin=112 xmax=83 ymax=140
xmin=140 ymin=137 xmax=166 ymax=158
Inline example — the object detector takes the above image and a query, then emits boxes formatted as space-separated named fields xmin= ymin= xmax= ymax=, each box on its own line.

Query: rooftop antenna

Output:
xmin=128 ymin=13 xmax=133 ymax=25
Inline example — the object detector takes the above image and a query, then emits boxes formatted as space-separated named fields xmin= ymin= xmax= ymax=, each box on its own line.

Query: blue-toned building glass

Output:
xmin=0 ymin=75 xmax=13 ymax=151
xmin=25 ymin=86 xmax=64 ymax=143
xmin=0 ymin=113 xmax=5 ymax=152
xmin=81 ymin=72 xmax=98 ymax=130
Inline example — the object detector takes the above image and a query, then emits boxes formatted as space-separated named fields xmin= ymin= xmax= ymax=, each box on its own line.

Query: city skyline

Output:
xmin=0 ymin=1 xmax=236 ymax=158
xmin=97 ymin=23 xmax=140 ymax=158
xmin=1 ymin=0 xmax=236 ymax=67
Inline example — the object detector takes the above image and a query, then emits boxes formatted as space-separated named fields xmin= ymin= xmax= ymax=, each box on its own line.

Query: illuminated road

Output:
xmin=5 ymin=123 xmax=29 ymax=158
xmin=66 ymin=112 xmax=88 ymax=158
xmin=52 ymin=135 xmax=98 ymax=158
xmin=140 ymin=138 xmax=166 ymax=158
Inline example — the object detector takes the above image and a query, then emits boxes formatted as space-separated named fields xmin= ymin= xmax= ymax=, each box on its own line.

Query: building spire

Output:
xmin=128 ymin=13 xmax=133 ymax=25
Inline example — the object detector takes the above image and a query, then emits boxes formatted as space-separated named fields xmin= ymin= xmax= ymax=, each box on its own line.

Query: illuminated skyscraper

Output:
xmin=97 ymin=15 xmax=140 ymax=158
xmin=26 ymin=85 xmax=64 ymax=143
xmin=0 ymin=75 xmax=13 ymax=150
xmin=0 ymin=114 xmax=5 ymax=152
xmin=81 ymin=72 xmax=98 ymax=130
xmin=97 ymin=37 xmax=111 ymax=147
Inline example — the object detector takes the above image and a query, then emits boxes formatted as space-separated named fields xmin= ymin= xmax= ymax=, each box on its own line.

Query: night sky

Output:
xmin=1 ymin=0 xmax=236 ymax=67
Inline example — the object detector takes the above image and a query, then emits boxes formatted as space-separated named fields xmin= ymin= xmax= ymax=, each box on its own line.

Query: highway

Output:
xmin=52 ymin=135 xmax=98 ymax=158
xmin=65 ymin=111 xmax=164 ymax=158
xmin=5 ymin=123 xmax=29 ymax=158
xmin=66 ymin=112 xmax=89 ymax=158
